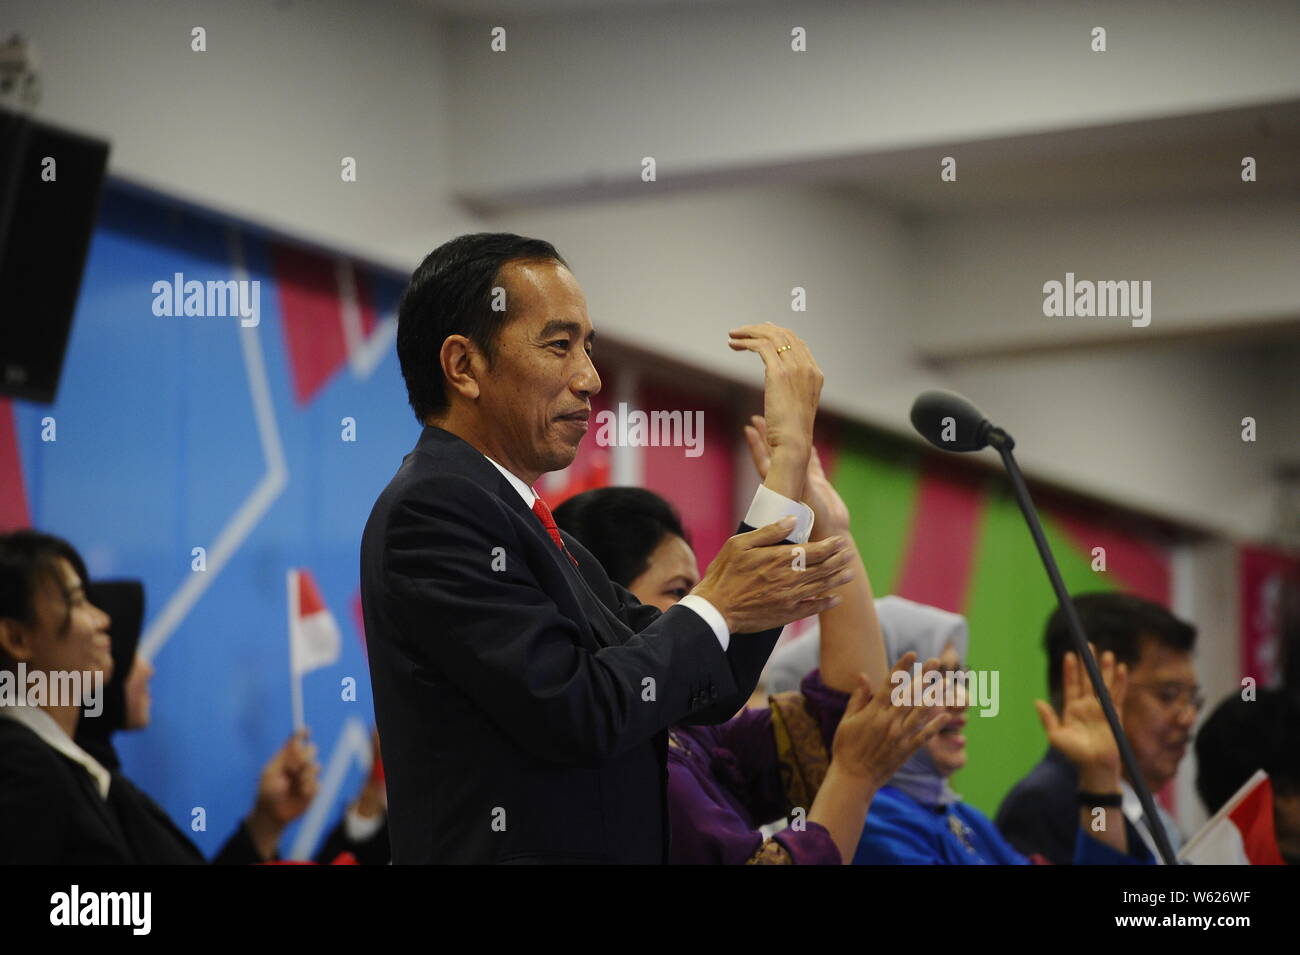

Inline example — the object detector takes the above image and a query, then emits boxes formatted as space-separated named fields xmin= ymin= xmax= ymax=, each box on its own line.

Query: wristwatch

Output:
xmin=1077 ymin=789 xmax=1123 ymax=807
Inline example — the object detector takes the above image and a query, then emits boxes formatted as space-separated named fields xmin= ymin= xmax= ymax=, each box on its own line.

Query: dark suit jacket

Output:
xmin=360 ymin=425 xmax=782 ymax=863
xmin=996 ymin=747 xmax=1080 ymax=865
xmin=996 ymin=746 xmax=1146 ymax=866
xmin=0 ymin=718 xmax=261 ymax=864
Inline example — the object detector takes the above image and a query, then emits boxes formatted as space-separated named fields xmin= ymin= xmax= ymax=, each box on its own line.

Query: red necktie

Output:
xmin=532 ymin=496 xmax=578 ymax=567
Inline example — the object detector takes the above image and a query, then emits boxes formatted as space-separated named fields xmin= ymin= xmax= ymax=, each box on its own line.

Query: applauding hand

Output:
xmin=832 ymin=652 xmax=948 ymax=790
xmin=1035 ymin=647 xmax=1127 ymax=789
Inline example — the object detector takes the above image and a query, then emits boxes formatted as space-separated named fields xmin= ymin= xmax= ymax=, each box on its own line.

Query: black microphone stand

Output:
xmin=984 ymin=424 xmax=1180 ymax=866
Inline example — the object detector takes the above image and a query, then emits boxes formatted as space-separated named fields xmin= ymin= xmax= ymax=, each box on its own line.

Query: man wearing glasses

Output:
xmin=997 ymin=593 xmax=1199 ymax=864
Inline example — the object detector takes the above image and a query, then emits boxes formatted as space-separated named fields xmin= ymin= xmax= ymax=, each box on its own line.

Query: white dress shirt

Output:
xmin=1121 ymin=779 xmax=1184 ymax=864
xmin=481 ymin=454 xmax=814 ymax=652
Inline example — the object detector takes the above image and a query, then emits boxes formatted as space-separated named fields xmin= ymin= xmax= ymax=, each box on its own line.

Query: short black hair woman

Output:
xmin=0 ymin=529 xmax=319 ymax=864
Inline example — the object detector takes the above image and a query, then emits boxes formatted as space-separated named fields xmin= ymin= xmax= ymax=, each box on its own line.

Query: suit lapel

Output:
xmin=564 ymin=556 xmax=625 ymax=649
xmin=514 ymin=504 xmax=620 ymax=650
xmin=412 ymin=426 xmax=618 ymax=650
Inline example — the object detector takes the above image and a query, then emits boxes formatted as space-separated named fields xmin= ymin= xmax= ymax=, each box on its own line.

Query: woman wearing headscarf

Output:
xmin=554 ymin=417 xmax=947 ymax=864
xmin=851 ymin=596 xmax=1153 ymax=865
xmin=78 ymin=576 xmax=391 ymax=865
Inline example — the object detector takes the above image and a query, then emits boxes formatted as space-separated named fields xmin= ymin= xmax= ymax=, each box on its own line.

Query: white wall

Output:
xmin=443 ymin=0 xmax=1298 ymax=540
xmin=909 ymin=199 xmax=1298 ymax=537
xmin=495 ymin=181 xmax=1291 ymax=539
xmin=10 ymin=0 xmax=1294 ymax=539
xmin=495 ymin=182 xmax=941 ymax=431
xmin=912 ymin=201 xmax=1300 ymax=357
xmin=444 ymin=0 xmax=1300 ymax=202
xmin=940 ymin=341 xmax=1281 ymax=537
xmin=9 ymin=0 xmax=475 ymax=267
xmin=1262 ymin=346 xmax=1300 ymax=475
xmin=1171 ymin=539 xmax=1242 ymax=835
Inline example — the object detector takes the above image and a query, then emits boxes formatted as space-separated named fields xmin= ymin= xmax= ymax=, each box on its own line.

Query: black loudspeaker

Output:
xmin=0 ymin=108 xmax=110 ymax=404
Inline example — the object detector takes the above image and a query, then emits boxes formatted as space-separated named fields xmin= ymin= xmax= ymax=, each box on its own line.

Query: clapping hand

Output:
xmin=831 ymin=652 xmax=948 ymax=790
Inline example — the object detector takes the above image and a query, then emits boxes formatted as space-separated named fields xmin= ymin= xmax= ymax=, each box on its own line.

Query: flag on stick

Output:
xmin=288 ymin=568 xmax=342 ymax=733
xmin=1179 ymin=769 xmax=1285 ymax=865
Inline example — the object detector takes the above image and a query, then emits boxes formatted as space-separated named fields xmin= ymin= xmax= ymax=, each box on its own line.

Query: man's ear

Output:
xmin=0 ymin=618 xmax=34 ymax=665
xmin=439 ymin=335 xmax=481 ymax=402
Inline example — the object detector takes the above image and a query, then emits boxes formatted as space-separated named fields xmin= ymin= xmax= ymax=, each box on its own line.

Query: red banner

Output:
xmin=1239 ymin=545 xmax=1300 ymax=686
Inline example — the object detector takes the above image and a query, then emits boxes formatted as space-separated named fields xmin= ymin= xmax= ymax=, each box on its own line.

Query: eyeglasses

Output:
xmin=1130 ymin=682 xmax=1205 ymax=713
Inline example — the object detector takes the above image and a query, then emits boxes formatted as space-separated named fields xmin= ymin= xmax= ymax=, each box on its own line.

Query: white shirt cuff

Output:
xmin=678 ymin=595 xmax=730 ymax=652
xmin=344 ymin=803 xmax=386 ymax=843
xmin=744 ymin=484 xmax=814 ymax=544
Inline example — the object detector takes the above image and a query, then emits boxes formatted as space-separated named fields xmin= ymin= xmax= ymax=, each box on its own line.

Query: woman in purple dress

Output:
xmin=554 ymin=417 xmax=945 ymax=864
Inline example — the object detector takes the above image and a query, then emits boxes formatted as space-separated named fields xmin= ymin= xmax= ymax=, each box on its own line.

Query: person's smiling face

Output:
xmin=471 ymin=260 xmax=601 ymax=483
xmin=5 ymin=558 xmax=114 ymax=682
xmin=925 ymin=642 xmax=969 ymax=778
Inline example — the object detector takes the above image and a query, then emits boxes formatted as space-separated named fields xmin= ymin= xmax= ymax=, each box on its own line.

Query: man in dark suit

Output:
xmin=997 ymin=593 xmax=1196 ymax=864
xmin=362 ymin=232 xmax=852 ymax=863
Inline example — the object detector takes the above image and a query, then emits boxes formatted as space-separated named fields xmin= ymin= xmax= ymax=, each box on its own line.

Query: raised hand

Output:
xmin=831 ymin=652 xmax=948 ymax=790
xmin=1034 ymin=647 xmax=1127 ymax=787
xmin=729 ymin=324 xmax=822 ymax=501
xmin=744 ymin=414 xmax=849 ymax=539
xmin=243 ymin=731 xmax=322 ymax=859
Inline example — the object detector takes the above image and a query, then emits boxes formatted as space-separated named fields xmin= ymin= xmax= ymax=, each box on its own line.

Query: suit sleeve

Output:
xmin=675 ymin=520 xmax=784 ymax=723
xmin=596 ymin=521 xmax=784 ymax=725
xmin=382 ymin=475 xmax=744 ymax=765
xmin=995 ymin=778 xmax=1077 ymax=866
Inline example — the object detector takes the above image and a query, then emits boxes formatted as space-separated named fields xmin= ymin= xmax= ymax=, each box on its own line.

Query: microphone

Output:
xmin=909 ymin=389 xmax=1009 ymax=453
xmin=908 ymin=389 xmax=1180 ymax=866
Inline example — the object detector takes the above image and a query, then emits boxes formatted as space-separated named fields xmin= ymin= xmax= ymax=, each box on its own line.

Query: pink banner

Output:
xmin=1239 ymin=545 xmax=1300 ymax=686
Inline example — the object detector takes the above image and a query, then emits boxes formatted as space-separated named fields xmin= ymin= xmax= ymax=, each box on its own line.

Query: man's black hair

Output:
xmin=1044 ymin=592 xmax=1196 ymax=702
xmin=553 ymin=487 xmax=689 ymax=589
xmin=396 ymin=232 xmax=568 ymax=423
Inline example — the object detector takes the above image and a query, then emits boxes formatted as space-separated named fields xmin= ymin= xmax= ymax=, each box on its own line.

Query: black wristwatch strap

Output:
xmin=1078 ymin=790 xmax=1123 ymax=808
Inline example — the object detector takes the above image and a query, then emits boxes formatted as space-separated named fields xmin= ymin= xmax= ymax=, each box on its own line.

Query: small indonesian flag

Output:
xmin=1179 ymin=770 xmax=1285 ymax=865
xmin=288 ymin=568 xmax=342 ymax=677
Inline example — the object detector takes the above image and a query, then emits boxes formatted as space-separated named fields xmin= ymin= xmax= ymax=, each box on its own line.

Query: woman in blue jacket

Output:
xmin=853 ymin=598 xmax=1152 ymax=866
